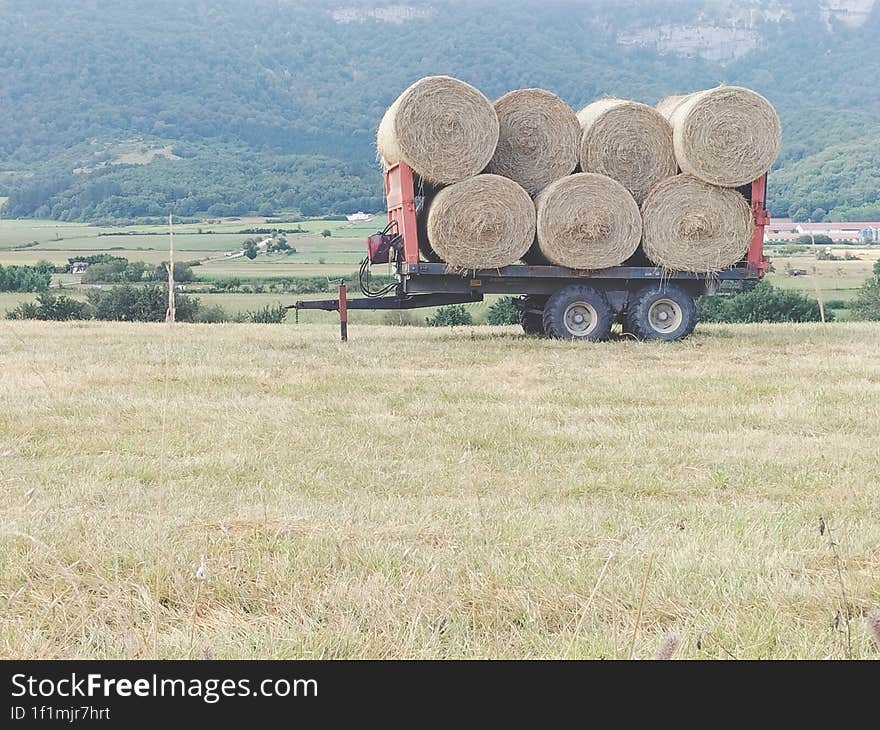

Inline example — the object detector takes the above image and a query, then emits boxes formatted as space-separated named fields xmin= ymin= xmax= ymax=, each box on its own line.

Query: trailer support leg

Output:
xmin=338 ymin=281 xmax=348 ymax=342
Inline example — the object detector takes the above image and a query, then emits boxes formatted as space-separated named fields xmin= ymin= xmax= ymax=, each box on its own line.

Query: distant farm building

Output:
xmin=346 ymin=211 xmax=372 ymax=222
xmin=765 ymin=219 xmax=880 ymax=244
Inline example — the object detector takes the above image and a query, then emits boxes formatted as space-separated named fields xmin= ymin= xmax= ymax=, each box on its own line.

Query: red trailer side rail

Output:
xmin=747 ymin=173 xmax=770 ymax=274
xmin=384 ymin=162 xmax=420 ymax=265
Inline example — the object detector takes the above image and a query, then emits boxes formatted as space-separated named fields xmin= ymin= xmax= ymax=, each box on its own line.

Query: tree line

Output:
xmin=6 ymin=286 xmax=288 ymax=324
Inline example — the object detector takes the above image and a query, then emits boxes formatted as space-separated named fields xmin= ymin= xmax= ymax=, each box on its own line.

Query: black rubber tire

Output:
xmin=416 ymin=199 xmax=443 ymax=263
xmin=542 ymin=285 xmax=613 ymax=341
xmin=625 ymin=283 xmax=697 ymax=341
xmin=517 ymin=295 xmax=546 ymax=336
xmin=418 ymin=235 xmax=442 ymax=263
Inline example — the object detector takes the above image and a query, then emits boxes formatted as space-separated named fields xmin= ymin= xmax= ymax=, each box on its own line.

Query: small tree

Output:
xmin=850 ymin=280 xmax=880 ymax=321
xmin=0 ymin=262 xmax=55 ymax=292
xmin=796 ymin=234 xmax=833 ymax=245
xmin=486 ymin=296 xmax=519 ymax=325
xmin=243 ymin=239 xmax=258 ymax=259
xmin=153 ymin=261 xmax=194 ymax=283
xmin=195 ymin=304 xmax=231 ymax=323
xmin=321 ymin=229 xmax=332 ymax=238
xmin=426 ymin=305 xmax=473 ymax=327
xmin=6 ymin=292 xmax=92 ymax=321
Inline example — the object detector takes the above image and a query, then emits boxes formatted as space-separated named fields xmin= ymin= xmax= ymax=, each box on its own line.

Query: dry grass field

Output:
xmin=1 ymin=320 xmax=879 ymax=659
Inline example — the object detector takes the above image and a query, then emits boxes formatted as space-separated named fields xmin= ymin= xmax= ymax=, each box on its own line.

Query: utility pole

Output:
xmin=166 ymin=214 xmax=176 ymax=323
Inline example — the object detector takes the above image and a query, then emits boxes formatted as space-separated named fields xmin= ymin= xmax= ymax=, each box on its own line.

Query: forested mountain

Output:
xmin=1 ymin=0 xmax=879 ymax=221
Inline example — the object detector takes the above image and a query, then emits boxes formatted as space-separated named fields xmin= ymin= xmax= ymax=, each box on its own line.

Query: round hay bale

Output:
xmin=426 ymin=174 xmax=535 ymax=269
xmin=667 ymin=86 xmax=781 ymax=187
xmin=655 ymin=94 xmax=687 ymax=121
xmin=376 ymin=76 xmax=499 ymax=185
xmin=485 ymin=88 xmax=580 ymax=196
xmin=641 ymin=174 xmax=754 ymax=273
xmin=577 ymin=99 xmax=677 ymax=205
xmin=534 ymin=172 xmax=642 ymax=270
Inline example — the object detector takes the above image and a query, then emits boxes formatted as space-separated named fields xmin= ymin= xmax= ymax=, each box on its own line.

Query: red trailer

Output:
xmin=294 ymin=162 xmax=770 ymax=341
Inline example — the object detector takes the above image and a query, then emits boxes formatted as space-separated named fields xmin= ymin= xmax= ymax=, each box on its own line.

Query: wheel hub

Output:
xmin=563 ymin=301 xmax=598 ymax=336
xmin=647 ymin=298 xmax=683 ymax=333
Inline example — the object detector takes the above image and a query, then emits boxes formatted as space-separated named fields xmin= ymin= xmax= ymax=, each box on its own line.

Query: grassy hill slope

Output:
xmin=1 ymin=0 xmax=879 ymax=220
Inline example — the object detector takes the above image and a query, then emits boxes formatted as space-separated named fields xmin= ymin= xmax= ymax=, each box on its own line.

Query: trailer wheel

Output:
xmin=517 ymin=296 xmax=546 ymax=336
xmin=543 ymin=285 xmax=613 ymax=341
xmin=625 ymin=284 xmax=697 ymax=341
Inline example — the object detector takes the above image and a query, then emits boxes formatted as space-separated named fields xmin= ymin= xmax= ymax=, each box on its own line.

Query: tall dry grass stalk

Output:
xmin=821 ymin=517 xmax=852 ymax=659
xmin=628 ymin=554 xmax=655 ymax=659
xmin=188 ymin=556 xmax=207 ymax=659
xmin=563 ymin=552 xmax=614 ymax=657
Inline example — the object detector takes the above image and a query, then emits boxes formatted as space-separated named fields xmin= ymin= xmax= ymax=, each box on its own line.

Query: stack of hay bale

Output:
xmin=376 ymin=76 xmax=781 ymax=273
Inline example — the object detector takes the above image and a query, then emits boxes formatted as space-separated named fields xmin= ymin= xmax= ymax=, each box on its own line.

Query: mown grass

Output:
xmin=1 ymin=321 xmax=879 ymax=659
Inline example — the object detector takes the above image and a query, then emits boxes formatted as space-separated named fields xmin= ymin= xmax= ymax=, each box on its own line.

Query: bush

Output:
xmin=849 ymin=280 xmax=880 ymax=321
xmin=85 ymin=284 xmax=202 ymax=322
xmin=244 ymin=304 xmax=287 ymax=323
xmin=0 ymin=262 xmax=53 ymax=292
xmin=697 ymin=282 xmax=831 ymax=323
xmin=6 ymin=292 xmax=92 ymax=321
xmin=320 ymin=229 xmax=332 ymax=238
xmin=486 ymin=296 xmax=519 ymax=325
xmin=153 ymin=261 xmax=195 ymax=283
xmin=195 ymin=304 xmax=231 ymax=323
xmin=771 ymin=244 xmax=808 ymax=256
xmin=68 ymin=254 xmax=124 ymax=266
xmin=81 ymin=258 xmax=149 ymax=283
xmin=209 ymin=277 xmax=243 ymax=291
xmin=796 ymin=234 xmax=833 ymax=245
xmin=426 ymin=305 xmax=473 ymax=327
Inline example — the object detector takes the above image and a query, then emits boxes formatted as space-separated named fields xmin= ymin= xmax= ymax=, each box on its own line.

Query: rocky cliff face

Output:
xmin=329 ymin=1 xmax=877 ymax=64
xmin=604 ymin=0 xmax=876 ymax=63
xmin=819 ymin=0 xmax=876 ymax=28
